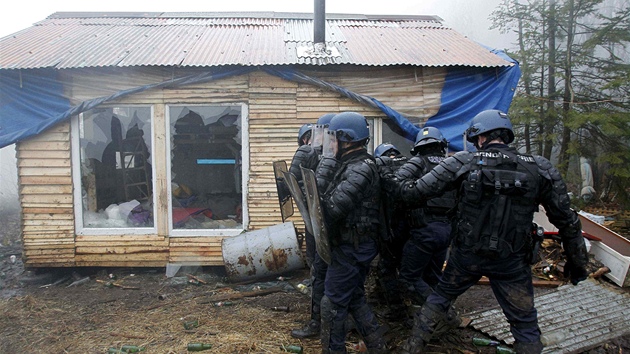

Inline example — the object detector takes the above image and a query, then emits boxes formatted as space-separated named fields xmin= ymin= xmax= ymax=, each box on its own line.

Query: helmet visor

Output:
xmin=311 ymin=124 xmax=326 ymax=149
xmin=322 ymin=129 xmax=338 ymax=158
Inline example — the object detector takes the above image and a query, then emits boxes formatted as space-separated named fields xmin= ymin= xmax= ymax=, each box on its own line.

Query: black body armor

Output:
xmin=396 ymin=154 xmax=456 ymax=228
xmin=455 ymin=148 xmax=541 ymax=259
xmin=397 ymin=146 xmax=587 ymax=265
xmin=321 ymin=150 xmax=381 ymax=246
xmin=289 ymin=144 xmax=321 ymax=188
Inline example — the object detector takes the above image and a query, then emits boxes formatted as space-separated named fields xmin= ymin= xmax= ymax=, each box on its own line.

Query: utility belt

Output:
xmin=425 ymin=210 xmax=450 ymax=223
xmin=407 ymin=209 xmax=450 ymax=228
xmin=338 ymin=218 xmax=378 ymax=247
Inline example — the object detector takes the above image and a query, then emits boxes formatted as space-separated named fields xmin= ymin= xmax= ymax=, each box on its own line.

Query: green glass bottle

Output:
xmin=496 ymin=346 xmax=516 ymax=354
xmin=280 ymin=344 xmax=304 ymax=353
xmin=473 ymin=337 xmax=501 ymax=346
xmin=183 ymin=319 xmax=199 ymax=330
xmin=121 ymin=345 xmax=145 ymax=353
xmin=187 ymin=343 xmax=213 ymax=351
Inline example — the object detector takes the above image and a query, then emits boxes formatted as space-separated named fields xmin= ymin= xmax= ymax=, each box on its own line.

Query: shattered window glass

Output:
xmin=78 ymin=106 xmax=154 ymax=228
xmin=168 ymin=105 xmax=243 ymax=231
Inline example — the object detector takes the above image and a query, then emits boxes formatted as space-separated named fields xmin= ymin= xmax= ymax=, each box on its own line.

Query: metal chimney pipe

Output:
xmin=314 ymin=0 xmax=325 ymax=46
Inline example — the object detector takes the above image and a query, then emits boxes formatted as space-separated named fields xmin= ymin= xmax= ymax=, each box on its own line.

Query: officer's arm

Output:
xmin=324 ymin=161 xmax=376 ymax=222
xmin=289 ymin=145 xmax=316 ymax=183
xmin=536 ymin=156 xmax=589 ymax=285
xmin=394 ymin=151 xmax=471 ymax=207
xmin=395 ymin=156 xmax=426 ymax=180
xmin=375 ymin=156 xmax=394 ymax=178
xmin=315 ymin=156 xmax=340 ymax=193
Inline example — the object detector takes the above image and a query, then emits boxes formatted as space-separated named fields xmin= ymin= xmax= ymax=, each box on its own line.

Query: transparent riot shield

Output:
xmin=281 ymin=170 xmax=313 ymax=236
xmin=272 ymin=160 xmax=294 ymax=222
xmin=300 ymin=166 xmax=332 ymax=264
xmin=322 ymin=129 xmax=338 ymax=158
xmin=311 ymin=124 xmax=326 ymax=150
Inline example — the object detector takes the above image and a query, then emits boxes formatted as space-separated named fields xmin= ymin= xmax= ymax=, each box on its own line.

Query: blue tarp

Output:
xmin=424 ymin=47 xmax=521 ymax=151
xmin=0 ymin=69 xmax=71 ymax=147
xmin=0 ymin=51 xmax=520 ymax=150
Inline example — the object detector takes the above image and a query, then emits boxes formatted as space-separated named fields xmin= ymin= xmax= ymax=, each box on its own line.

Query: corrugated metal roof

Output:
xmin=468 ymin=279 xmax=630 ymax=353
xmin=0 ymin=12 xmax=512 ymax=70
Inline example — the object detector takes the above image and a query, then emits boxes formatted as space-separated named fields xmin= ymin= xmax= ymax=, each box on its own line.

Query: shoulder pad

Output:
xmin=438 ymin=152 xmax=473 ymax=180
xmin=352 ymin=158 xmax=377 ymax=174
xmin=534 ymin=155 xmax=554 ymax=180
xmin=452 ymin=151 xmax=474 ymax=164
xmin=534 ymin=155 xmax=553 ymax=170
xmin=396 ymin=156 xmax=427 ymax=179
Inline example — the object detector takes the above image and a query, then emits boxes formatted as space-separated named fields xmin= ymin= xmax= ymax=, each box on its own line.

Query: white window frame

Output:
xmin=166 ymin=103 xmax=249 ymax=237
xmin=71 ymin=106 xmax=158 ymax=235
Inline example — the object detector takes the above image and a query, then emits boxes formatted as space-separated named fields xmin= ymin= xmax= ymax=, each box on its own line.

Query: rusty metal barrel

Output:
xmin=222 ymin=221 xmax=305 ymax=281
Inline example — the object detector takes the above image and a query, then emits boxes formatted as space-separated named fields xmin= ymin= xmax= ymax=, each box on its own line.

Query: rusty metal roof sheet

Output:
xmin=468 ymin=279 xmax=630 ymax=353
xmin=0 ymin=12 xmax=512 ymax=70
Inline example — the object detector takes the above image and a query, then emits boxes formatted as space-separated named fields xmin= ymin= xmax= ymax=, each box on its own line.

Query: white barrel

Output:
xmin=222 ymin=221 xmax=305 ymax=281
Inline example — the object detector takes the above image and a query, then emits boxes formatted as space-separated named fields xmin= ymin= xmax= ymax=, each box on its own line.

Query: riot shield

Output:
xmin=281 ymin=170 xmax=313 ymax=236
xmin=273 ymin=160 xmax=294 ymax=222
xmin=300 ymin=166 xmax=332 ymax=264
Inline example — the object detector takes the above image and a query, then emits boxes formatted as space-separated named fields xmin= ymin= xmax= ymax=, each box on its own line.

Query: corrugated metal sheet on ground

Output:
xmin=467 ymin=279 xmax=630 ymax=353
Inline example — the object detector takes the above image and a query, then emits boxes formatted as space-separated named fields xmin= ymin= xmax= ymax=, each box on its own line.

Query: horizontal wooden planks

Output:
xmin=17 ymin=66 xmax=445 ymax=267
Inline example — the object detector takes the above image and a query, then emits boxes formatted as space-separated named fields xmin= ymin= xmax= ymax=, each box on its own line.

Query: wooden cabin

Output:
xmin=0 ymin=12 xmax=518 ymax=268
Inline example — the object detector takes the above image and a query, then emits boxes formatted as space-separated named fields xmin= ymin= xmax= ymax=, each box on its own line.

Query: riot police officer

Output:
xmin=385 ymin=110 xmax=589 ymax=354
xmin=316 ymin=112 xmax=388 ymax=353
xmin=373 ymin=143 xmax=410 ymax=320
xmin=291 ymin=113 xmax=336 ymax=339
xmin=395 ymin=127 xmax=456 ymax=307
xmin=289 ymin=114 xmax=335 ymax=267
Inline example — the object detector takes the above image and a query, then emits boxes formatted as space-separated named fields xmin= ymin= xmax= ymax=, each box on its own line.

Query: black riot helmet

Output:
xmin=297 ymin=123 xmax=313 ymax=146
xmin=412 ymin=126 xmax=447 ymax=155
xmin=465 ymin=110 xmax=515 ymax=148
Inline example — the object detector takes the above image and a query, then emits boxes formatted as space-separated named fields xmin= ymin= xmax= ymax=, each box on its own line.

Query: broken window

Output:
xmin=168 ymin=105 xmax=243 ymax=232
xmin=368 ymin=117 xmax=414 ymax=158
xmin=76 ymin=106 xmax=154 ymax=229
xmin=381 ymin=118 xmax=413 ymax=158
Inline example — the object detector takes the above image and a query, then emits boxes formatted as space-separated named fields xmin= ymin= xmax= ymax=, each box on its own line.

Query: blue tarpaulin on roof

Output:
xmin=0 ymin=51 xmax=520 ymax=150
xmin=424 ymin=47 xmax=521 ymax=151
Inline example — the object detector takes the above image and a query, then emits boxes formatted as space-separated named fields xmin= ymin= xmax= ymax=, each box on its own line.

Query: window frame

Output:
xmin=166 ymin=103 xmax=249 ymax=237
xmin=71 ymin=105 xmax=158 ymax=235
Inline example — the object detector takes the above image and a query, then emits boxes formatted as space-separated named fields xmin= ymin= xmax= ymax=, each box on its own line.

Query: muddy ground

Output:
xmin=1 ymin=208 xmax=630 ymax=353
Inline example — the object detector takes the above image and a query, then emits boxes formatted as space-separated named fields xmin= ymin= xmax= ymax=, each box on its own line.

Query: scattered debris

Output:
xmin=196 ymin=286 xmax=283 ymax=304
xmin=66 ymin=276 xmax=90 ymax=288
xmin=38 ymin=275 xmax=71 ymax=288
xmin=96 ymin=279 xmax=140 ymax=290
xmin=186 ymin=274 xmax=207 ymax=284
xmin=590 ymin=266 xmax=611 ymax=279
xmin=270 ymin=305 xmax=291 ymax=312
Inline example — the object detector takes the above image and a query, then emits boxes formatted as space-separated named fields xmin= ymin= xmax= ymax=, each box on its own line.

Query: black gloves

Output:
xmin=563 ymin=261 xmax=589 ymax=285
xmin=560 ymin=216 xmax=589 ymax=285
